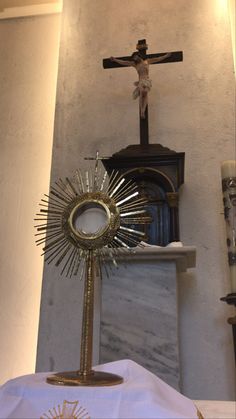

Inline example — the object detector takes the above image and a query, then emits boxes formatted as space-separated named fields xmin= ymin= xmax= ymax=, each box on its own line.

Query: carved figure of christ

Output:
xmin=103 ymin=40 xmax=183 ymax=146
xmin=110 ymin=52 xmax=171 ymax=118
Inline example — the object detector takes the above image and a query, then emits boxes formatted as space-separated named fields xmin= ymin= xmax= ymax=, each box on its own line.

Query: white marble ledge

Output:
xmin=194 ymin=400 xmax=236 ymax=419
xmin=110 ymin=246 xmax=196 ymax=273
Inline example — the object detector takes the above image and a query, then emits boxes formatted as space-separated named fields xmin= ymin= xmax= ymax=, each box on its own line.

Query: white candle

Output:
xmin=221 ymin=160 xmax=236 ymax=293
xmin=221 ymin=160 xmax=236 ymax=178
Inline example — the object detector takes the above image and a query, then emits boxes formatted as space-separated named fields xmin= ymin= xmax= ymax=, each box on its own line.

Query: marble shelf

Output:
xmin=112 ymin=246 xmax=196 ymax=273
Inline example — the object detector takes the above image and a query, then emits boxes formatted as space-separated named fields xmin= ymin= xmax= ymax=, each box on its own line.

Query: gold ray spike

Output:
xmin=60 ymin=247 xmax=76 ymax=275
xmin=111 ymin=180 xmax=137 ymax=201
xmin=43 ymin=235 xmax=67 ymax=252
xmin=99 ymin=250 xmax=110 ymax=278
xmin=106 ymin=170 xmax=120 ymax=193
xmin=44 ymin=194 xmax=68 ymax=208
xmin=66 ymin=177 xmax=79 ymax=196
xmin=51 ymin=185 xmax=72 ymax=202
xmin=97 ymin=255 xmax=103 ymax=280
xmin=65 ymin=248 xmax=78 ymax=277
xmin=41 ymin=202 xmax=64 ymax=211
xmin=109 ymin=239 xmax=129 ymax=252
xmin=52 ymin=243 xmax=72 ymax=266
xmin=34 ymin=220 xmax=60 ymax=225
xmin=43 ymin=241 xmax=68 ymax=262
xmin=36 ymin=212 xmax=61 ymax=218
xmin=36 ymin=237 xmax=59 ymax=248
xmin=40 ymin=209 xmax=62 ymax=215
xmin=110 ymin=254 xmax=118 ymax=268
xmin=35 ymin=218 xmax=61 ymax=224
xmin=101 ymin=247 xmax=117 ymax=269
xmin=121 ymin=216 xmax=152 ymax=224
xmin=87 ymin=169 xmax=92 ymax=193
xmin=118 ymin=199 xmax=148 ymax=211
xmin=122 ymin=196 xmax=147 ymax=205
xmin=45 ymin=240 xmax=71 ymax=266
xmin=34 ymin=221 xmax=61 ymax=228
xmin=55 ymin=180 xmax=74 ymax=200
xmin=74 ymin=250 xmax=84 ymax=276
xmin=35 ymin=221 xmax=61 ymax=227
xmin=35 ymin=230 xmax=62 ymax=239
xmin=105 ymin=169 xmax=115 ymax=188
xmin=110 ymin=244 xmax=126 ymax=259
xmin=100 ymin=170 xmax=107 ymax=191
xmin=109 ymin=177 xmax=125 ymax=197
xmin=35 ymin=232 xmax=63 ymax=245
xmin=114 ymin=182 xmax=138 ymax=201
xmin=76 ymin=169 xmax=85 ymax=193
xmin=79 ymin=256 xmax=86 ymax=281
xmin=50 ymin=189 xmax=71 ymax=204
xmin=114 ymin=235 xmax=130 ymax=248
xmin=96 ymin=167 xmax=102 ymax=190
xmin=59 ymin=178 xmax=75 ymax=198
xmin=35 ymin=213 xmax=55 ymax=218
xmin=119 ymin=226 xmax=145 ymax=236
xmin=118 ymin=197 xmax=147 ymax=209
xmin=37 ymin=224 xmax=61 ymax=232
xmin=69 ymin=250 xmax=81 ymax=278
xmin=44 ymin=235 xmax=67 ymax=250
xmin=108 ymin=175 xmax=126 ymax=197
xmin=112 ymin=177 xmax=133 ymax=193
xmin=43 ymin=242 xmax=69 ymax=262
xmin=116 ymin=191 xmax=139 ymax=206
xmin=85 ymin=171 xmax=90 ymax=192
xmin=93 ymin=152 xmax=99 ymax=190
xmin=117 ymin=230 xmax=141 ymax=247
xmin=120 ymin=209 xmax=146 ymax=216
xmin=35 ymin=228 xmax=55 ymax=236
xmin=36 ymin=222 xmax=61 ymax=229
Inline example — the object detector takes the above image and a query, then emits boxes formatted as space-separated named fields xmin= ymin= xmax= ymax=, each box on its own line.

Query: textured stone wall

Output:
xmin=37 ymin=0 xmax=235 ymax=399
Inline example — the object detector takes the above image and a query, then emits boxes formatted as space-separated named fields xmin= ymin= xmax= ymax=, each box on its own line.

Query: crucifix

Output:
xmin=103 ymin=39 xmax=183 ymax=147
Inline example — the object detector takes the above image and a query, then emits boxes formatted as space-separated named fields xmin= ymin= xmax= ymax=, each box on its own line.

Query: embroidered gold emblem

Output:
xmin=40 ymin=400 xmax=90 ymax=419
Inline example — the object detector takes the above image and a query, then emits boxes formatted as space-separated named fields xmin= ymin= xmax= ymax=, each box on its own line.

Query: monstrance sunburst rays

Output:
xmin=34 ymin=153 xmax=151 ymax=386
xmin=35 ymin=155 xmax=150 ymax=279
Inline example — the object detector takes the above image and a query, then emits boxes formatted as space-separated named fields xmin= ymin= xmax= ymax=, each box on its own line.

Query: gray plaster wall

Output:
xmin=37 ymin=0 xmax=235 ymax=400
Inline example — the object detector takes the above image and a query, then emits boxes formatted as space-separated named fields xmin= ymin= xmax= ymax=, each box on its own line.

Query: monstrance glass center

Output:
xmin=71 ymin=202 xmax=109 ymax=238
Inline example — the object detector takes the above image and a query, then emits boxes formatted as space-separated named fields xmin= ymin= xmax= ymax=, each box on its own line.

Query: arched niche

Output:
xmin=102 ymin=144 xmax=184 ymax=246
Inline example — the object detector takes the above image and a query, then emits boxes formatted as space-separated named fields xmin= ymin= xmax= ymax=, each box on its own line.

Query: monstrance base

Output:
xmin=46 ymin=370 xmax=123 ymax=386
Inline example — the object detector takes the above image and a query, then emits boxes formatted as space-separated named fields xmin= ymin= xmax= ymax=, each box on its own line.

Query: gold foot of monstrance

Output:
xmin=35 ymin=153 xmax=150 ymax=386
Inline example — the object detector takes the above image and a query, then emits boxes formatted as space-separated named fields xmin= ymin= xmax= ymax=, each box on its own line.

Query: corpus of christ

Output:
xmin=103 ymin=39 xmax=183 ymax=146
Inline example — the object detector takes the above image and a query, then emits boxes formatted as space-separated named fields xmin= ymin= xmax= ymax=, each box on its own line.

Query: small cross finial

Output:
xmin=84 ymin=152 xmax=109 ymax=161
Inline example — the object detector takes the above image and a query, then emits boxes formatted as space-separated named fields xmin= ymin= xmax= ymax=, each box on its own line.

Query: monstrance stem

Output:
xmin=79 ymin=249 xmax=95 ymax=376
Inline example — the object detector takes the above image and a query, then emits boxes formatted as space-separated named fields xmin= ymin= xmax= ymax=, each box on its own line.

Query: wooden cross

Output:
xmin=103 ymin=39 xmax=183 ymax=147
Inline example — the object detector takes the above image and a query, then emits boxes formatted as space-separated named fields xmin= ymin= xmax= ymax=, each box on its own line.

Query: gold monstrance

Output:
xmin=35 ymin=153 xmax=150 ymax=386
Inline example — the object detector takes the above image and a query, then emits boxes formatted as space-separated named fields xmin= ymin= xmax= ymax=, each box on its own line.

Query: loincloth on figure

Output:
xmin=132 ymin=79 xmax=152 ymax=99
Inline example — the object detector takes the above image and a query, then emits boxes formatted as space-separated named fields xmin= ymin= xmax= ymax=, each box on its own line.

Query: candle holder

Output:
xmin=220 ymin=293 xmax=236 ymax=362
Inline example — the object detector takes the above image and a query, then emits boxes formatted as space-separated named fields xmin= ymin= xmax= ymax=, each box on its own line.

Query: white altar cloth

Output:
xmin=0 ymin=359 xmax=199 ymax=419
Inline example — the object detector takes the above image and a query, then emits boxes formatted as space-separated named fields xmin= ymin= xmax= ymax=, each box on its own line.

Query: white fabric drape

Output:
xmin=0 ymin=359 xmax=198 ymax=419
